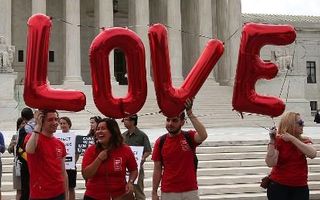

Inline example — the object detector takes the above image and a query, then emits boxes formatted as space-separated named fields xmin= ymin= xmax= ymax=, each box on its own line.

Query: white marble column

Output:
xmin=128 ymin=0 xmax=150 ymax=80
xmin=96 ymin=0 xmax=115 ymax=84
xmin=227 ymin=0 xmax=241 ymax=86
xmin=216 ymin=0 xmax=230 ymax=86
xmin=167 ymin=0 xmax=183 ymax=83
xmin=64 ymin=0 xmax=84 ymax=86
xmin=211 ymin=0 xmax=218 ymax=81
xmin=199 ymin=0 xmax=217 ymax=84
xmin=32 ymin=0 xmax=46 ymax=14
xmin=0 ymin=0 xmax=11 ymax=45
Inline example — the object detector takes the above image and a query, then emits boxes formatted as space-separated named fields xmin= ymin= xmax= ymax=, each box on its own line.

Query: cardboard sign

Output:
xmin=76 ymin=135 xmax=95 ymax=155
xmin=127 ymin=146 xmax=144 ymax=184
xmin=54 ymin=132 xmax=76 ymax=170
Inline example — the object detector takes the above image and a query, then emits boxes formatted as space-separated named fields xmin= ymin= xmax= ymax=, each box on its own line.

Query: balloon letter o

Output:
xmin=90 ymin=27 xmax=147 ymax=118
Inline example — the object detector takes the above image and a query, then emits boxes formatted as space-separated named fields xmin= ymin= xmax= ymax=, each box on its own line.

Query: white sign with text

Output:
xmin=54 ymin=132 xmax=76 ymax=170
xmin=128 ymin=146 xmax=144 ymax=184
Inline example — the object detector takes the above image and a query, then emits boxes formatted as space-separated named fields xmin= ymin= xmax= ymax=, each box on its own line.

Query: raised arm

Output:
xmin=265 ymin=143 xmax=279 ymax=167
xmin=282 ymin=133 xmax=317 ymax=159
xmin=185 ymin=98 xmax=207 ymax=143
xmin=26 ymin=110 xmax=42 ymax=154
xmin=265 ymin=127 xmax=279 ymax=167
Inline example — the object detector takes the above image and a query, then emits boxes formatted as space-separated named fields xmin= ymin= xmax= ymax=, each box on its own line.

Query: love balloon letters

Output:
xmin=24 ymin=14 xmax=296 ymax=118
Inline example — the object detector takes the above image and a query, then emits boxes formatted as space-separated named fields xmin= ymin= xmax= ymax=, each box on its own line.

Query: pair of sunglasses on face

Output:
xmin=296 ymin=119 xmax=304 ymax=127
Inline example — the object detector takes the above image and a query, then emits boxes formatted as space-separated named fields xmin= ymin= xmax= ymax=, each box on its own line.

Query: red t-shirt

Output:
xmin=152 ymin=130 xmax=200 ymax=193
xmin=82 ymin=144 xmax=137 ymax=199
xmin=26 ymin=134 xmax=67 ymax=199
xmin=270 ymin=137 xmax=312 ymax=186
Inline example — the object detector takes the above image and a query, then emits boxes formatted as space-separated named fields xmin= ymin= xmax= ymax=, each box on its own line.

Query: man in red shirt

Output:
xmin=151 ymin=98 xmax=208 ymax=200
xmin=26 ymin=110 xmax=68 ymax=200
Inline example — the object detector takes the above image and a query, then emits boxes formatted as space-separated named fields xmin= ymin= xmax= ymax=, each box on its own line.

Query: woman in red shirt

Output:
xmin=82 ymin=118 xmax=138 ymax=200
xmin=265 ymin=112 xmax=317 ymax=200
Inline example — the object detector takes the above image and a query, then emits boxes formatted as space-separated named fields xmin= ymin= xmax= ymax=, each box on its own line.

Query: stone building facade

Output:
xmin=0 ymin=0 xmax=241 ymax=86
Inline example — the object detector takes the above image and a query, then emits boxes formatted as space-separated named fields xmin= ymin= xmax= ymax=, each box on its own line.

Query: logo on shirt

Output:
xmin=180 ymin=139 xmax=191 ymax=151
xmin=114 ymin=157 xmax=123 ymax=171
xmin=56 ymin=147 xmax=64 ymax=159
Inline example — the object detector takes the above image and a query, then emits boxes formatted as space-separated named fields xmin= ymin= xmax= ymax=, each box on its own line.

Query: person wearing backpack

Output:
xmin=16 ymin=107 xmax=35 ymax=200
xmin=151 ymin=98 xmax=208 ymax=200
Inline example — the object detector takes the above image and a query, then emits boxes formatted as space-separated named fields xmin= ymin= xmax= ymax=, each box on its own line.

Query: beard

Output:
xmin=166 ymin=126 xmax=181 ymax=135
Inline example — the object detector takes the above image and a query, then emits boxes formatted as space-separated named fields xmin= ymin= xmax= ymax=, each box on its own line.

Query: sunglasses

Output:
xmin=296 ymin=119 xmax=304 ymax=127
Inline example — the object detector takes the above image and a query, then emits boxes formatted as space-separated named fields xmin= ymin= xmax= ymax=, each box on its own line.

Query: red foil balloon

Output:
xmin=24 ymin=14 xmax=86 ymax=111
xmin=90 ymin=27 xmax=147 ymax=118
xmin=232 ymin=23 xmax=296 ymax=117
xmin=148 ymin=24 xmax=224 ymax=117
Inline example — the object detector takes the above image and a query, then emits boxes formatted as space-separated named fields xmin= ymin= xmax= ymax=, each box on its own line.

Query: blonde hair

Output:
xmin=277 ymin=112 xmax=302 ymax=139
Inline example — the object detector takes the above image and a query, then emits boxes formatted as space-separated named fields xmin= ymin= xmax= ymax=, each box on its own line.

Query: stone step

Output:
xmin=143 ymin=158 xmax=320 ymax=169
xmin=2 ymin=191 xmax=320 ymax=200
xmin=5 ymin=171 xmax=320 ymax=191
xmin=2 ymin=143 xmax=320 ymax=165
xmin=196 ymin=143 xmax=320 ymax=153
xmin=4 ymin=155 xmax=320 ymax=173
xmin=3 ymin=182 xmax=320 ymax=200
xmin=145 ymin=164 xmax=320 ymax=177
xmin=197 ymin=190 xmax=320 ymax=200
xmin=141 ymin=182 xmax=320 ymax=197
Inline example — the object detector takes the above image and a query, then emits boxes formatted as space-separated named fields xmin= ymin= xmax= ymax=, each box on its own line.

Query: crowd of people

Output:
xmin=0 ymin=98 xmax=317 ymax=200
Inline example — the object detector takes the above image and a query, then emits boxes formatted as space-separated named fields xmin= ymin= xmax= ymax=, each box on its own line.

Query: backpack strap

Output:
xmin=159 ymin=134 xmax=167 ymax=166
xmin=182 ymin=131 xmax=195 ymax=152
xmin=182 ymin=130 xmax=198 ymax=172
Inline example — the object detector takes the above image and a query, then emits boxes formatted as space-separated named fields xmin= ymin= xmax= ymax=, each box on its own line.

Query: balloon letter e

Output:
xmin=232 ymin=23 xmax=296 ymax=117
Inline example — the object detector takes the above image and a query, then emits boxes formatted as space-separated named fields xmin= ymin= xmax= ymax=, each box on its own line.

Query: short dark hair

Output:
xmin=21 ymin=107 xmax=33 ymax=121
xmin=90 ymin=116 xmax=102 ymax=123
xmin=129 ymin=114 xmax=138 ymax=126
xmin=41 ymin=109 xmax=59 ymax=119
xmin=179 ymin=112 xmax=186 ymax=121
xmin=16 ymin=117 xmax=24 ymax=131
xmin=60 ymin=116 xmax=72 ymax=128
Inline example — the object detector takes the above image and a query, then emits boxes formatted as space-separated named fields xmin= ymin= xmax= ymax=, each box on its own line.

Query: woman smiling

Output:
xmin=82 ymin=118 xmax=138 ymax=200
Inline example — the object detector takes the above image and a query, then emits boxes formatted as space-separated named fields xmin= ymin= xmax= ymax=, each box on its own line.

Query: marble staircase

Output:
xmin=0 ymin=80 xmax=314 ymax=131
